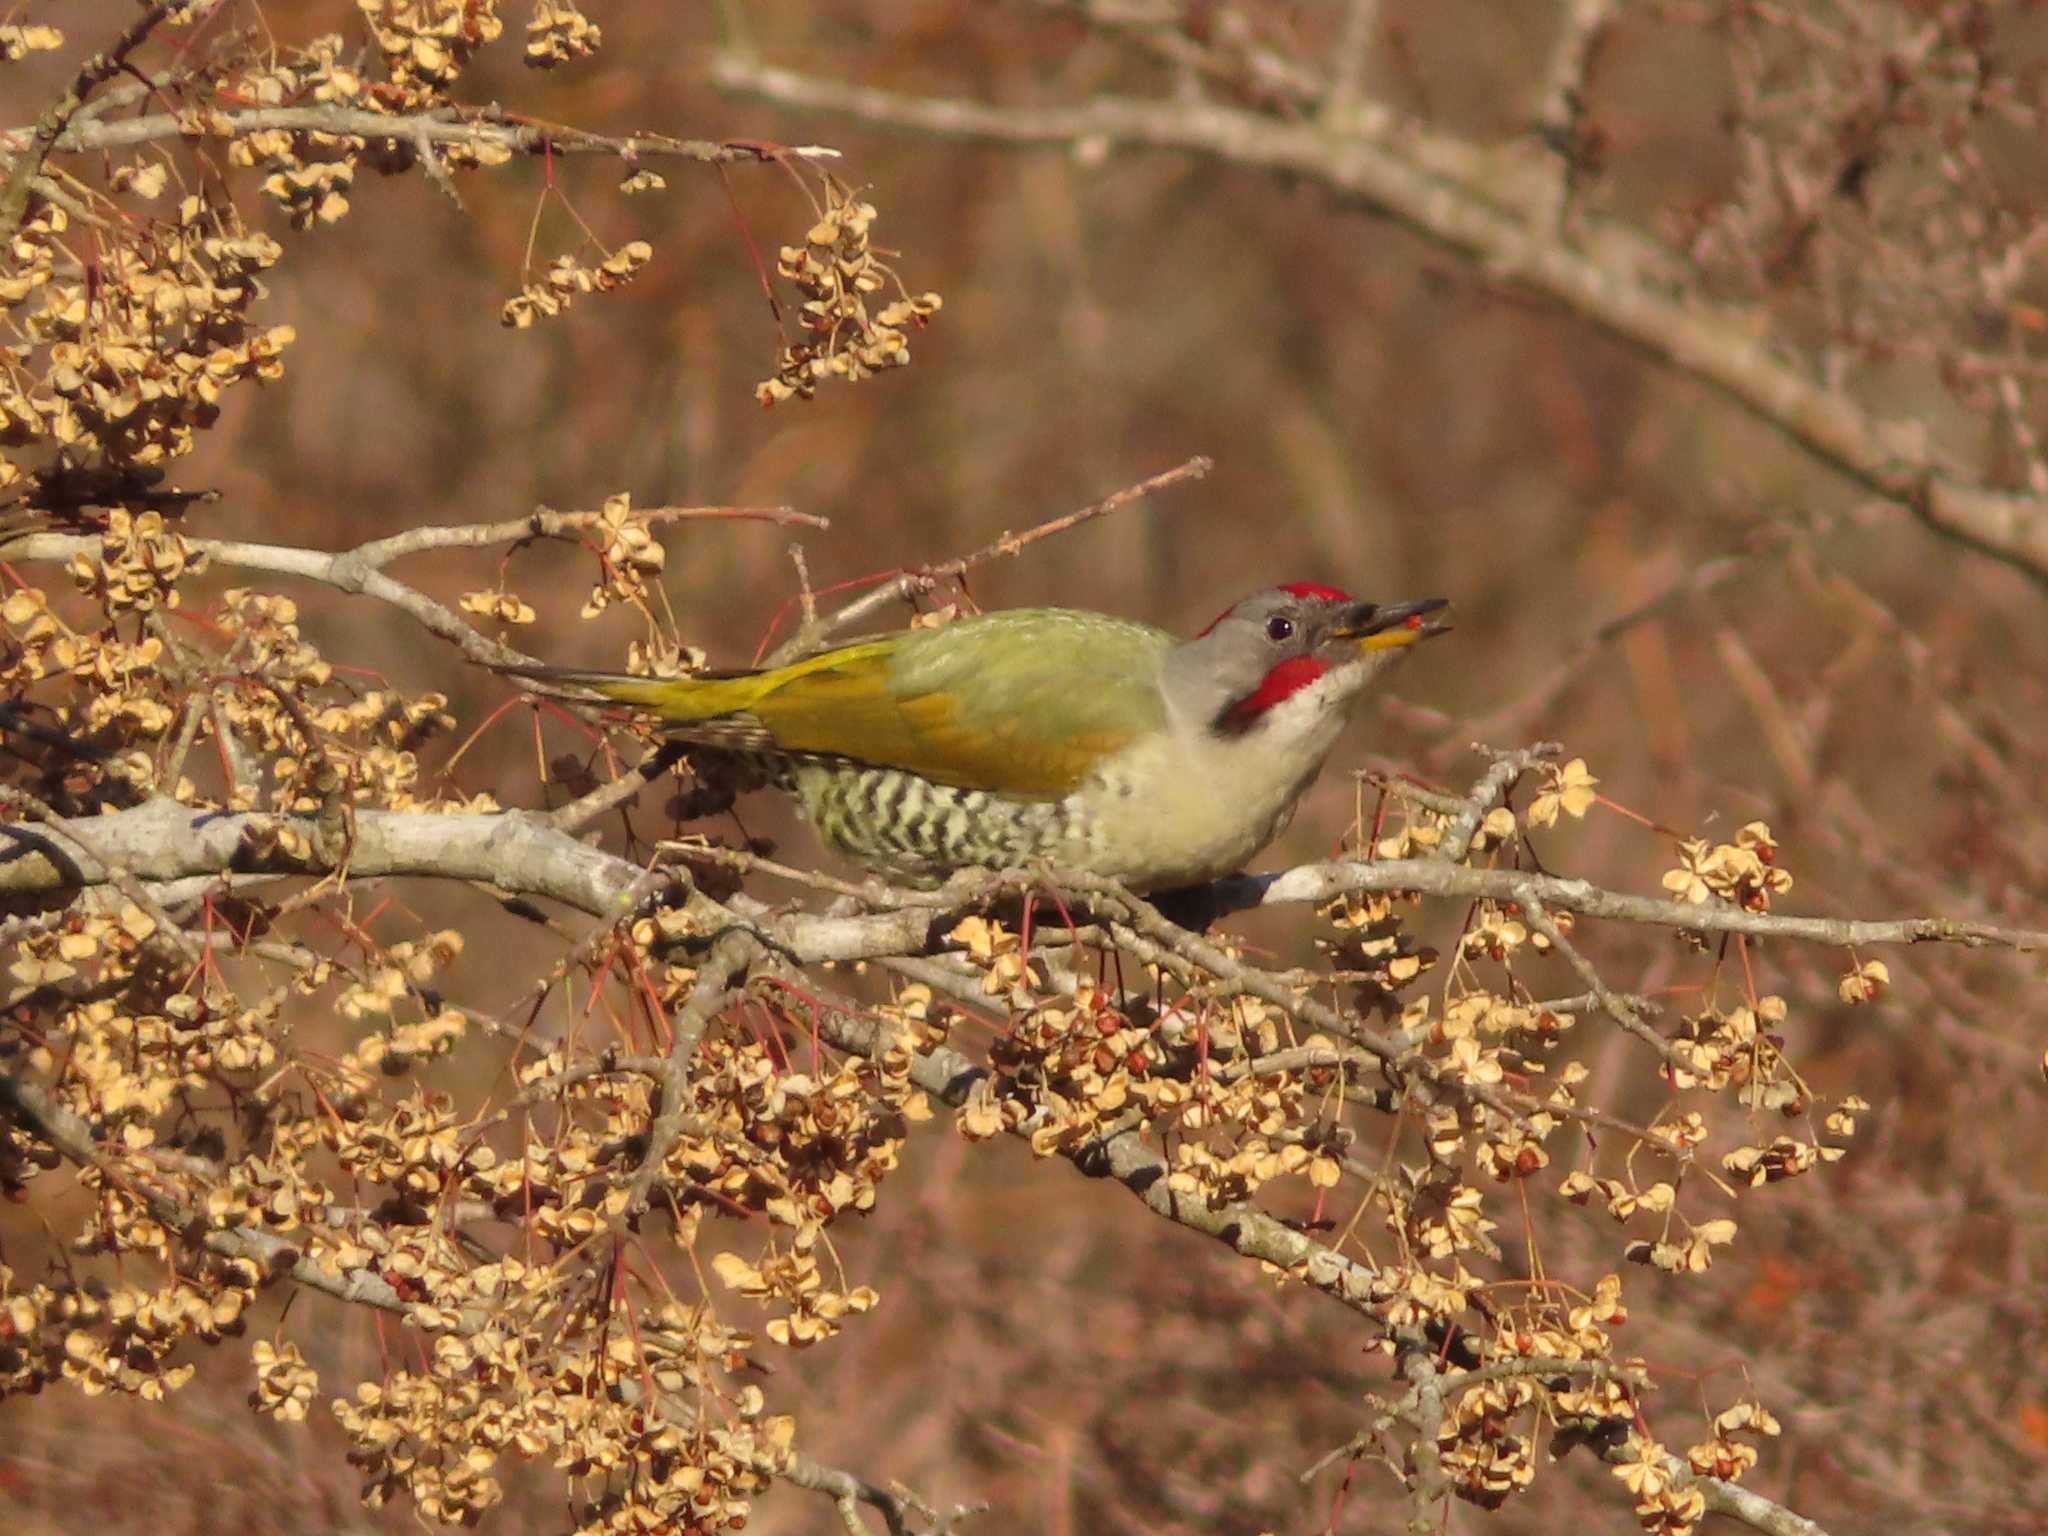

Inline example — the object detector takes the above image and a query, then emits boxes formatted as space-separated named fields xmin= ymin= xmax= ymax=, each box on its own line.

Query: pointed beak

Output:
xmin=1331 ymin=596 xmax=1453 ymax=651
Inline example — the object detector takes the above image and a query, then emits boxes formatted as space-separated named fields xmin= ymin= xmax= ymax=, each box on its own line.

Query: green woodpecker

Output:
xmin=509 ymin=584 xmax=1448 ymax=891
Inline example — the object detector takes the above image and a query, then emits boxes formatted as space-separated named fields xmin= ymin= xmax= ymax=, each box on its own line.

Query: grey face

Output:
xmin=1160 ymin=585 xmax=1450 ymax=734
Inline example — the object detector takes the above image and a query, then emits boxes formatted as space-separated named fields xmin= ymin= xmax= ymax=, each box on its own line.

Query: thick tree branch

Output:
xmin=5 ymin=802 xmax=2042 ymax=958
xmin=709 ymin=56 xmax=2048 ymax=589
xmin=0 ymin=800 xmax=642 ymax=915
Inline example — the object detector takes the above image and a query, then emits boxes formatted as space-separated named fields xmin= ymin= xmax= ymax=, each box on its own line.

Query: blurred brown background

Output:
xmin=4 ymin=3 xmax=2046 ymax=1534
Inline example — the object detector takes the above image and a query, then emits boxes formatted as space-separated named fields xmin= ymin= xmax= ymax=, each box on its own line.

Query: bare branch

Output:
xmin=1435 ymin=743 xmax=1561 ymax=865
xmin=1685 ymin=1466 xmax=1833 ymax=1536
xmin=1521 ymin=896 xmax=1678 ymax=1066
xmin=1224 ymin=858 xmax=2048 ymax=954
xmin=0 ymin=800 xmax=644 ymax=915
xmin=1400 ymin=1349 xmax=1450 ymax=1534
xmin=624 ymin=930 xmax=758 ymax=1215
xmin=1322 ymin=1 xmax=1382 ymax=126
xmin=0 ymin=782 xmax=202 ymax=967
xmin=780 ymin=1451 xmax=986 ymax=1536
xmin=1534 ymin=0 xmax=1621 ymax=225
xmin=3 ymin=528 xmax=523 ymax=668
xmin=2 ymin=504 xmax=813 ymax=673
xmin=16 ymin=101 xmax=839 ymax=172
xmin=351 ymin=502 xmax=825 ymax=563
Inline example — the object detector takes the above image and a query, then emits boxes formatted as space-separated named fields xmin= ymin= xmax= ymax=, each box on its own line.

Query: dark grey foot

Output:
xmin=1146 ymin=882 xmax=1230 ymax=931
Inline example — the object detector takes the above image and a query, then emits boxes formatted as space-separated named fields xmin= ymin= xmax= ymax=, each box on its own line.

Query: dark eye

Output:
xmin=1265 ymin=614 xmax=1295 ymax=643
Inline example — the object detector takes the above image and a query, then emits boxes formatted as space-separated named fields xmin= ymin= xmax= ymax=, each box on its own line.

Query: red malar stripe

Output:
xmin=1227 ymin=656 xmax=1328 ymax=724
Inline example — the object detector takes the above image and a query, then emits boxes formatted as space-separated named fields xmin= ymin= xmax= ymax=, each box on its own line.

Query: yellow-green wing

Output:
xmin=747 ymin=610 xmax=1173 ymax=798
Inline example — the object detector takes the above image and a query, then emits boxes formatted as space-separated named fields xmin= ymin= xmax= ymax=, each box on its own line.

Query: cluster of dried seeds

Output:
xmin=577 ymin=492 xmax=667 ymax=615
xmin=1662 ymin=821 xmax=1792 ymax=910
xmin=3 ymin=197 xmax=290 ymax=506
xmin=359 ymin=0 xmax=505 ymax=103
xmin=0 ymin=22 xmax=64 ymax=59
xmin=501 ymin=244 xmax=654 ymax=330
xmin=526 ymin=0 xmax=603 ymax=67
xmin=755 ymin=180 xmax=943 ymax=406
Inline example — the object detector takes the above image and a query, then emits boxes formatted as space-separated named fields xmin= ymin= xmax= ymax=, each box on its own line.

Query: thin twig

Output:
xmin=1 ymin=504 xmax=814 ymax=675
xmin=546 ymin=748 xmax=681 ymax=833
xmin=1218 ymin=858 xmax=2048 ymax=953
xmin=1436 ymin=742 xmax=1561 ymax=865
xmin=16 ymin=100 xmax=839 ymax=170
xmin=625 ymin=930 xmax=758 ymax=1215
xmin=0 ymin=2 xmax=182 ymax=238
xmin=351 ymin=502 xmax=824 ymax=566
xmin=1521 ymin=898 xmax=1679 ymax=1067
xmin=763 ymin=456 xmax=1211 ymax=665
xmin=1533 ymin=0 xmax=1620 ymax=224
xmin=1322 ymin=0 xmax=1383 ymax=126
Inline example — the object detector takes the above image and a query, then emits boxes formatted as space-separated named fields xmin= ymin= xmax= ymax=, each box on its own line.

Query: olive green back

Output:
xmin=545 ymin=609 xmax=1176 ymax=799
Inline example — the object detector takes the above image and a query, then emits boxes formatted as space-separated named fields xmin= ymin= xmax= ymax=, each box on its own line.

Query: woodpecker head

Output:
xmin=1162 ymin=583 xmax=1450 ymax=738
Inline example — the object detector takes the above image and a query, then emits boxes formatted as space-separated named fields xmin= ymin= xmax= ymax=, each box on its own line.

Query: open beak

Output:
xmin=1332 ymin=596 xmax=1453 ymax=651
